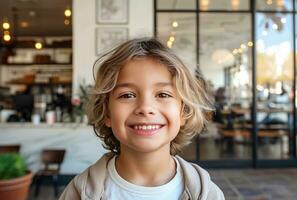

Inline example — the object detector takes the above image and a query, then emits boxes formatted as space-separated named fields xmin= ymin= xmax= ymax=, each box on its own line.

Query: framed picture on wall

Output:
xmin=96 ymin=27 xmax=128 ymax=55
xmin=96 ymin=0 xmax=129 ymax=24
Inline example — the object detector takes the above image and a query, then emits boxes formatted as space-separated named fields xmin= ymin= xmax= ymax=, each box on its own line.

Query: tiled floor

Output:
xmin=27 ymin=168 xmax=297 ymax=200
xmin=209 ymin=169 xmax=297 ymax=200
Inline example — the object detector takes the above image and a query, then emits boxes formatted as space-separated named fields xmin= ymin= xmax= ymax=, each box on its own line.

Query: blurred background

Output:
xmin=1 ymin=0 xmax=297 ymax=199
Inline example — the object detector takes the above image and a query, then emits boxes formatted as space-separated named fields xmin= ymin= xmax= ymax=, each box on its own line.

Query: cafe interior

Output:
xmin=1 ymin=0 xmax=297 ymax=197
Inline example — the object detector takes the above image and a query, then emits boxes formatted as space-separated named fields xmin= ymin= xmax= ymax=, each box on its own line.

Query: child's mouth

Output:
xmin=128 ymin=124 xmax=165 ymax=136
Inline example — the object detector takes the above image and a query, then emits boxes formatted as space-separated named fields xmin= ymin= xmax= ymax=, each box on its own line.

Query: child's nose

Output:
xmin=134 ymin=97 xmax=156 ymax=116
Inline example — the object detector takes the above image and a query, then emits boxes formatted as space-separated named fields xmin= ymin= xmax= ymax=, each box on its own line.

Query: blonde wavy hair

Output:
xmin=88 ymin=37 xmax=214 ymax=155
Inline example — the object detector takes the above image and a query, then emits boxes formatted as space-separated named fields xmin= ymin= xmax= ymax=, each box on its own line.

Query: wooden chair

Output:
xmin=0 ymin=144 xmax=20 ymax=153
xmin=34 ymin=149 xmax=66 ymax=197
xmin=219 ymin=128 xmax=287 ymax=155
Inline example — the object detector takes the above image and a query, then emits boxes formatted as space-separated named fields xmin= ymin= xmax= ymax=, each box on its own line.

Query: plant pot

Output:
xmin=0 ymin=171 xmax=33 ymax=200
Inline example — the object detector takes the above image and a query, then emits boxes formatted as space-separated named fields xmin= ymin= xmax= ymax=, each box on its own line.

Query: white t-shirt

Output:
xmin=102 ymin=156 xmax=184 ymax=200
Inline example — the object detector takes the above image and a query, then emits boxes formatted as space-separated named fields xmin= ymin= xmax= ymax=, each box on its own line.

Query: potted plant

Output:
xmin=0 ymin=153 xmax=33 ymax=200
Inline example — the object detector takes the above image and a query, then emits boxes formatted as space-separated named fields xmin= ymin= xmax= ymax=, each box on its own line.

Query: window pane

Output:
xmin=256 ymin=13 xmax=293 ymax=159
xmin=199 ymin=0 xmax=249 ymax=11
xmin=199 ymin=13 xmax=252 ymax=160
xmin=157 ymin=13 xmax=197 ymax=73
xmin=157 ymin=0 xmax=196 ymax=10
xmin=257 ymin=0 xmax=293 ymax=11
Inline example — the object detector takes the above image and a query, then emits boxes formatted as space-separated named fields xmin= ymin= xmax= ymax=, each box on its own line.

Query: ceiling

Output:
xmin=0 ymin=0 xmax=72 ymax=37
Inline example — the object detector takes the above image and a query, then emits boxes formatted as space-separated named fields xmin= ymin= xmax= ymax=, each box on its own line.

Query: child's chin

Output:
xmin=128 ymin=142 xmax=169 ymax=154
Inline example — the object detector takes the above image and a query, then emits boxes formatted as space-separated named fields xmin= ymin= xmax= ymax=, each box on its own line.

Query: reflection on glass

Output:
xmin=157 ymin=13 xmax=197 ymax=73
xmin=256 ymin=13 xmax=293 ymax=159
xmin=199 ymin=0 xmax=249 ymax=11
xmin=157 ymin=0 xmax=196 ymax=10
xmin=292 ymin=14 xmax=297 ymax=157
xmin=199 ymin=13 xmax=252 ymax=160
xmin=256 ymin=0 xmax=292 ymax=11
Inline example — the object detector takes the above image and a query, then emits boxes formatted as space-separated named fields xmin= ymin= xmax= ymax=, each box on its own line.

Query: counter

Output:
xmin=0 ymin=123 xmax=107 ymax=174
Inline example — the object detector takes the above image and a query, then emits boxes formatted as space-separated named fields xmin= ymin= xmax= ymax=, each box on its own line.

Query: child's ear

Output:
xmin=105 ymin=117 xmax=111 ymax=127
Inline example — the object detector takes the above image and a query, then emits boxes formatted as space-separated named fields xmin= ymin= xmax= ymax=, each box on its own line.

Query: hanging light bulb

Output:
xmin=64 ymin=8 xmax=71 ymax=17
xmin=20 ymin=21 xmax=29 ymax=28
xmin=262 ymin=30 xmax=268 ymax=36
xmin=248 ymin=41 xmax=253 ymax=47
xmin=35 ymin=42 xmax=43 ymax=49
xmin=232 ymin=49 xmax=238 ymax=54
xmin=172 ymin=21 xmax=178 ymax=28
xmin=3 ymin=34 xmax=11 ymax=42
xmin=281 ymin=17 xmax=287 ymax=24
xmin=276 ymin=0 xmax=284 ymax=7
xmin=266 ymin=0 xmax=273 ymax=5
xmin=231 ymin=0 xmax=240 ymax=10
xmin=167 ymin=40 xmax=173 ymax=48
xmin=2 ymin=22 xmax=10 ymax=29
xmin=240 ymin=44 xmax=247 ymax=50
xmin=64 ymin=19 xmax=70 ymax=25
xmin=200 ymin=0 xmax=209 ymax=10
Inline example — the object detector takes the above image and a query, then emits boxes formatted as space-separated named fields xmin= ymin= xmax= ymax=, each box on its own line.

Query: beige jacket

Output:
xmin=59 ymin=154 xmax=225 ymax=200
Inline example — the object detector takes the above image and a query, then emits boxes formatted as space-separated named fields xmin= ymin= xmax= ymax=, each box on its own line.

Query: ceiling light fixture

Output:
xmin=3 ymin=34 xmax=11 ymax=42
xmin=240 ymin=44 xmax=247 ymax=49
xmin=64 ymin=19 xmax=70 ymax=25
xmin=281 ymin=17 xmax=286 ymax=24
xmin=172 ymin=21 xmax=178 ymax=28
xmin=276 ymin=0 xmax=284 ymax=7
xmin=200 ymin=0 xmax=209 ymax=10
xmin=231 ymin=0 xmax=240 ymax=10
xmin=64 ymin=9 xmax=71 ymax=17
xmin=2 ymin=22 xmax=10 ymax=29
xmin=20 ymin=21 xmax=29 ymax=28
xmin=35 ymin=42 xmax=42 ymax=49
xmin=167 ymin=40 xmax=172 ymax=48
xmin=29 ymin=11 xmax=36 ymax=17
xmin=266 ymin=0 xmax=273 ymax=5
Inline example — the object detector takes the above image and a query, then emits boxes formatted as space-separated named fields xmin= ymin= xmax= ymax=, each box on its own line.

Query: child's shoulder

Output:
xmin=59 ymin=153 xmax=113 ymax=200
xmin=175 ymin=155 xmax=225 ymax=200
xmin=76 ymin=153 xmax=113 ymax=187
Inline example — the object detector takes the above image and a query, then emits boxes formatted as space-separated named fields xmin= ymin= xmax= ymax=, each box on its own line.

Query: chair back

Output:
xmin=42 ymin=149 xmax=66 ymax=171
xmin=0 ymin=144 xmax=20 ymax=153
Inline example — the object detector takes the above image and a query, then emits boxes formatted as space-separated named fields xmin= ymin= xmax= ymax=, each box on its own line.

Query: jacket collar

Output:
xmin=83 ymin=154 xmax=210 ymax=200
xmin=176 ymin=156 xmax=211 ymax=200
xmin=84 ymin=153 xmax=113 ymax=199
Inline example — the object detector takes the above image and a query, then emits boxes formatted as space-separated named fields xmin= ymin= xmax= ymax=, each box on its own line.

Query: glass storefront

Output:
xmin=155 ymin=0 xmax=297 ymax=167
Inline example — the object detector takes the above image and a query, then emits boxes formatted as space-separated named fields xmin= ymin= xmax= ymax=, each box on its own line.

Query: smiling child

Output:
xmin=59 ymin=38 xmax=225 ymax=200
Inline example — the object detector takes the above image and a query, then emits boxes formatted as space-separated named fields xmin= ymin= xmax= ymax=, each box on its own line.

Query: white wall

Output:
xmin=72 ymin=0 xmax=154 ymax=96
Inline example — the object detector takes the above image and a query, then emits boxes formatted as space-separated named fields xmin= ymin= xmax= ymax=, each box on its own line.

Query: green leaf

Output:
xmin=0 ymin=153 xmax=27 ymax=180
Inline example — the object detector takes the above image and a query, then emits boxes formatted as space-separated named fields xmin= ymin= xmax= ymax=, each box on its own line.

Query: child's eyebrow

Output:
xmin=113 ymin=83 xmax=136 ymax=91
xmin=154 ymin=82 xmax=174 ymax=87
xmin=114 ymin=82 xmax=173 ymax=90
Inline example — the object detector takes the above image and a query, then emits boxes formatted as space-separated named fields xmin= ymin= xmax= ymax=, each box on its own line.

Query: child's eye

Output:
xmin=157 ymin=92 xmax=172 ymax=98
xmin=118 ymin=93 xmax=136 ymax=99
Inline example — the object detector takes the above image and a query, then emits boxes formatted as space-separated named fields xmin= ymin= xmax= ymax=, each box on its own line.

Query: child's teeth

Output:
xmin=133 ymin=125 xmax=161 ymax=130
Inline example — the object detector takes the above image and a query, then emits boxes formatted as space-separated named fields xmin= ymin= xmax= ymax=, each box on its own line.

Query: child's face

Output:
xmin=105 ymin=58 xmax=185 ymax=154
